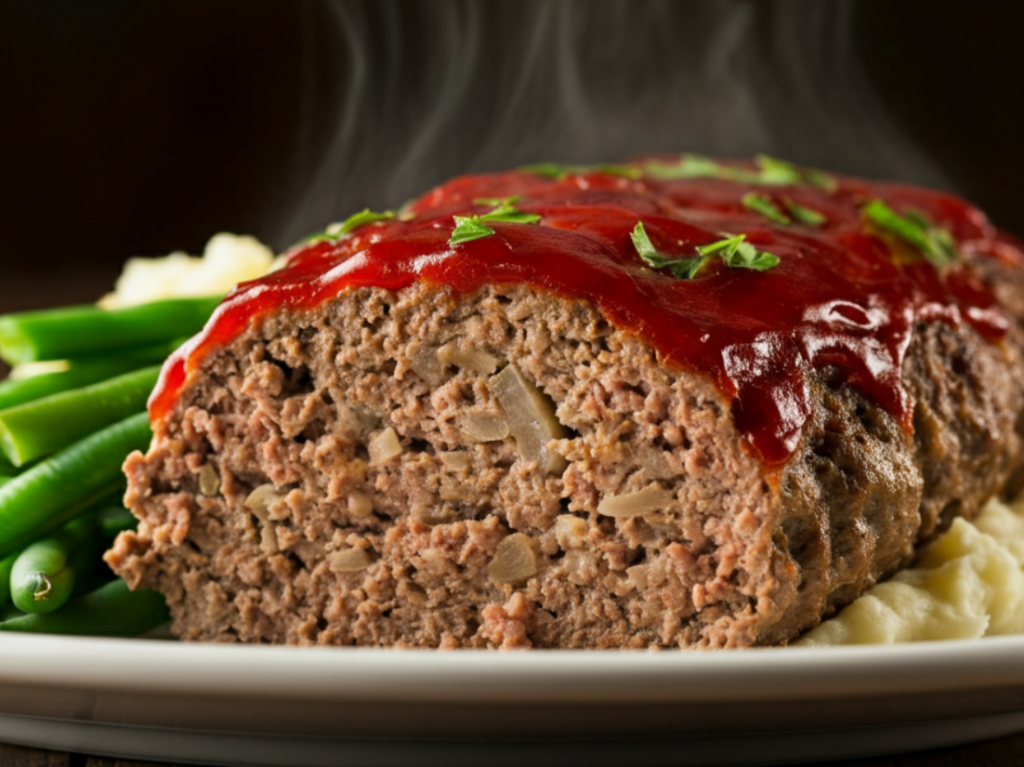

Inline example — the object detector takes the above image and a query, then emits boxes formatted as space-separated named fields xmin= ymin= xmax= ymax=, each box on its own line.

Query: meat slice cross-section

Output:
xmin=105 ymin=158 xmax=1024 ymax=647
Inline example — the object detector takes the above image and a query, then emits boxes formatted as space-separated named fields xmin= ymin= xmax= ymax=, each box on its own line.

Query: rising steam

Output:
xmin=276 ymin=0 xmax=948 ymax=247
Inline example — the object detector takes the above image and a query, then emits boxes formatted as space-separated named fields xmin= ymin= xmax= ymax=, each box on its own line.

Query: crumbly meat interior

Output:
xmin=106 ymin=281 xmax=1024 ymax=648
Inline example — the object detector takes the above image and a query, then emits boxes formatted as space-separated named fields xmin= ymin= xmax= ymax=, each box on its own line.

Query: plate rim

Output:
xmin=2 ymin=632 xmax=1024 ymax=705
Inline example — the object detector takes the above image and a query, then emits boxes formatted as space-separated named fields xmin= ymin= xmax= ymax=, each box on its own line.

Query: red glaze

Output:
xmin=149 ymin=159 xmax=1017 ymax=468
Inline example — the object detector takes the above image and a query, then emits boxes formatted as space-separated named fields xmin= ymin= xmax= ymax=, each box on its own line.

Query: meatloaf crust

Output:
xmin=107 ymin=268 xmax=1024 ymax=647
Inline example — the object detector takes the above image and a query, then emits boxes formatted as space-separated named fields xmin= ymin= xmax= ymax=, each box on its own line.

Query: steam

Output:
xmin=276 ymin=0 xmax=948 ymax=247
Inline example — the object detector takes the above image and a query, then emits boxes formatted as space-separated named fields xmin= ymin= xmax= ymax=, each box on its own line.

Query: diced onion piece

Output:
xmin=459 ymin=412 xmax=511 ymax=442
xmin=440 ymin=451 xmax=471 ymax=472
xmin=198 ymin=464 xmax=221 ymax=497
xmin=488 ymin=533 xmax=540 ymax=585
xmin=244 ymin=484 xmax=282 ymax=554
xmin=438 ymin=342 xmax=500 ymax=375
xmin=337 ymin=404 xmax=380 ymax=440
xmin=348 ymin=491 xmax=373 ymax=517
xmin=244 ymin=484 xmax=282 ymax=513
xmin=368 ymin=427 xmax=402 ymax=465
xmin=487 ymin=363 xmax=567 ymax=474
xmin=408 ymin=345 xmax=444 ymax=385
xmin=626 ymin=564 xmax=649 ymax=592
xmin=553 ymin=514 xmax=588 ymax=550
xmin=597 ymin=483 xmax=675 ymax=518
xmin=328 ymin=547 xmax=374 ymax=572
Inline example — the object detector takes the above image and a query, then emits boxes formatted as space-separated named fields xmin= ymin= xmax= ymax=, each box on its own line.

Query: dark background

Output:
xmin=1 ymin=4 xmax=1023 ymax=764
xmin=0 ymin=0 xmax=1021 ymax=312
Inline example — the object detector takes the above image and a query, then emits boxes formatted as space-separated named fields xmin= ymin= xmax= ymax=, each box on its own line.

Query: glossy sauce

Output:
xmin=149 ymin=160 xmax=1017 ymax=468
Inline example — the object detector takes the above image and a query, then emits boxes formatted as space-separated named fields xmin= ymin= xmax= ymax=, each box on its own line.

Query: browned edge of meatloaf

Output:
xmin=105 ymin=269 xmax=1024 ymax=648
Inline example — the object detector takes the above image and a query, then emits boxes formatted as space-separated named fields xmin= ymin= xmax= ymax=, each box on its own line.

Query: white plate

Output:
xmin=2 ymin=633 xmax=1024 ymax=766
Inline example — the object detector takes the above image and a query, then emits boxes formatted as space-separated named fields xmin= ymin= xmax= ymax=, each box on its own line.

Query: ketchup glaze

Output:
xmin=149 ymin=158 xmax=1017 ymax=468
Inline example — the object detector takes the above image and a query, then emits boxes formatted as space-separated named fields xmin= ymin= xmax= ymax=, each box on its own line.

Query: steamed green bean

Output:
xmin=0 ymin=340 xmax=180 ymax=411
xmin=97 ymin=506 xmax=137 ymax=538
xmin=10 ymin=515 xmax=97 ymax=614
xmin=0 ymin=412 xmax=150 ymax=560
xmin=0 ymin=366 xmax=160 ymax=466
xmin=0 ymin=296 xmax=221 ymax=365
xmin=0 ymin=552 xmax=16 ymax=609
xmin=0 ymin=578 xmax=169 ymax=636
xmin=11 ymin=541 xmax=75 ymax=614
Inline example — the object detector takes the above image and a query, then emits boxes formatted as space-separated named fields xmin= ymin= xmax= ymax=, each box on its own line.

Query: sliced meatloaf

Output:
xmin=105 ymin=157 xmax=1024 ymax=647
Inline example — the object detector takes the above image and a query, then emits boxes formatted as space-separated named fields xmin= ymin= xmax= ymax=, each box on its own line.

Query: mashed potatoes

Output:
xmin=798 ymin=494 xmax=1024 ymax=645
xmin=99 ymin=233 xmax=276 ymax=309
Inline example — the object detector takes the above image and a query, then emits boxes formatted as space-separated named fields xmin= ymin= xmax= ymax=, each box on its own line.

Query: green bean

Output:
xmin=0 ymin=578 xmax=169 ymax=636
xmin=0 ymin=296 xmax=221 ymax=365
xmin=97 ymin=506 xmax=137 ymax=538
xmin=11 ymin=543 xmax=74 ymax=614
xmin=0 ymin=412 xmax=151 ymax=560
xmin=10 ymin=515 xmax=97 ymax=614
xmin=0 ymin=339 xmax=182 ymax=411
xmin=0 ymin=366 xmax=160 ymax=467
xmin=81 ymin=486 xmax=130 ymax=524
xmin=0 ymin=552 xmax=17 ymax=609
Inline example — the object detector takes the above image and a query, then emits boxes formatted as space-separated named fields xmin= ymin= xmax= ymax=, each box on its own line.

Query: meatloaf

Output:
xmin=105 ymin=156 xmax=1024 ymax=648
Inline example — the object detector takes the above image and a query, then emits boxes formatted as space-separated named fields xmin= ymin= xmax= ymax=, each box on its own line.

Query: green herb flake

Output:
xmin=742 ymin=193 xmax=791 ymax=225
xmin=804 ymin=168 xmax=838 ymax=193
xmin=752 ymin=155 xmax=804 ymax=185
xmin=631 ymin=222 xmax=779 ymax=279
xmin=479 ymin=204 xmax=542 ymax=225
xmin=337 ymin=209 xmax=394 ymax=234
xmin=519 ymin=162 xmax=642 ymax=180
xmin=629 ymin=219 xmax=661 ymax=264
xmin=644 ymin=154 xmax=837 ymax=192
xmin=783 ymin=198 xmax=826 ymax=227
xmin=396 ymin=200 xmax=418 ymax=221
xmin=473 ymin=196 xmax=521 ymax=207
xmin=304 ymin=209 xmax=395 ymax=244
xmin=862 ymin=199 xmax=958 ymax=268
xmin=643 ymin=154 xmax=729 ymax=181
xmin=695 ymin=234 xmax=746 ymax=259
xmin=630 ymin=222 xmax=706 ymax=278
xmin=722 ymin=240 xmax=781 ymax=271
xmin=518 ymin=163 xmax=564 ymax=179
xmin=449 ymin=203 xmax=543 ymax=246
xmin=449 ymin=216 xmax=497 ymax=245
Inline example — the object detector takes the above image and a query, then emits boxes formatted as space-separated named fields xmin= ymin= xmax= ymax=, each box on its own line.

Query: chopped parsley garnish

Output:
xmin=630 ymin=222 xmax=779 ymax=279
xmin=449 ymin=203 xmax=542 ymax=246
xmin=801 ymin=168 xmax=837 ymax=192
xmin=752 ymin=155 xmax=804 ymax=185
xmin=742 ymin=192 xmax=827 ymax=227
xmin=862 ymin=199 xmax=957 ymax=267
xmin=643 ymin=154 xmax=836 ymax=191
xmin=742 ymin=193 xmax=790 ymax=225
xmin=630 ymin=222 xmax=706 ymax=278
xmin=473 ymin=196 xmax=520 ymax=207
xmin=519 ymin=162 xmax=642 ymax=180
xmin=449 ymin=217 xmax=496 ymax=245
xmin=783 ymin=198 xmax=826 ymax=226
xmin=720 ymin=239 xmax=781 ymax=271
xmin=304 ymin=209 xmax=395 ymax=243
xmin=396 ymin=200 xmax=418 ymax=221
